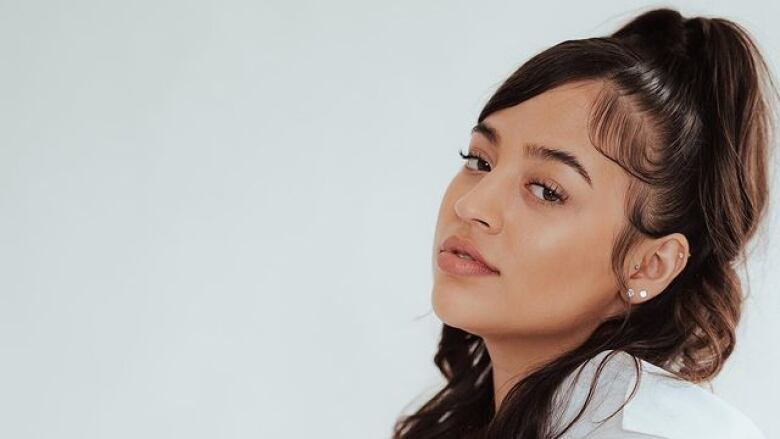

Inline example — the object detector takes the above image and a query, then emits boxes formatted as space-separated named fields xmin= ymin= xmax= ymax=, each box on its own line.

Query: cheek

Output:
xmin=497 ymin=216 xmax=618 ymax=334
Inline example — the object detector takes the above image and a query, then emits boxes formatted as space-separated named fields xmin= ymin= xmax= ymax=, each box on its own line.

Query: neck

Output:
xmin=484 ymin=328 xmax=593 ymax=413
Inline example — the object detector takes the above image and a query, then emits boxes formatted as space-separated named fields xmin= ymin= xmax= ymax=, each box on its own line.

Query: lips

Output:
xmin=439 ymin=235 xmax=500 ymax=273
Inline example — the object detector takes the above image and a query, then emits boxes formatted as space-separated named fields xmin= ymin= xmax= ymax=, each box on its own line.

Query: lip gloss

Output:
xmin=437 ymin=251 xmax=500 ymax=276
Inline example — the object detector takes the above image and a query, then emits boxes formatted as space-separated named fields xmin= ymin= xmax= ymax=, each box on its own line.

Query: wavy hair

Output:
xmin=393 ymin=7 xmax=779 ymax=439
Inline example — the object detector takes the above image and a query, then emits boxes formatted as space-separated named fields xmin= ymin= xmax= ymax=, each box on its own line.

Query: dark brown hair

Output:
xmin=393 ymin=7 xmax=778 ymax=439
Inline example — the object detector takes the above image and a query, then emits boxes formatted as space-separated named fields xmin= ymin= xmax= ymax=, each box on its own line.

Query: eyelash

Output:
xmin=458 ymin=148 xmax=569 ymax=207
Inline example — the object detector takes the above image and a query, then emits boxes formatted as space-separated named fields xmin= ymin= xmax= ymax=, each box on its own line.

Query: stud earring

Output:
xmin=627 ymin=288 xmax=634 ymax=298
xmin=634 ymin=264 xmax=640 ymax=270
xmin=639 ymin=289 xmax=647 ymax=298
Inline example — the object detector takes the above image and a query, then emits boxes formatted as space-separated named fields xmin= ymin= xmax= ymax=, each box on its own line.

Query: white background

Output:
xmin=1 ymin=1 xmax=778 ymax=438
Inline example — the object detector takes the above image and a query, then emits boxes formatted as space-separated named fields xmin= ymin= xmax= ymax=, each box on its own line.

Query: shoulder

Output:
xmin=617 ymin=350 xmax=766 ymax=439
xmin=560 ymin=349 xmax=766 ymax=439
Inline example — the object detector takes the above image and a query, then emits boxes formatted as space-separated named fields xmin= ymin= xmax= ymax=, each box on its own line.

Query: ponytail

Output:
xmin=684 ymin=16 xmax=776 ymax=262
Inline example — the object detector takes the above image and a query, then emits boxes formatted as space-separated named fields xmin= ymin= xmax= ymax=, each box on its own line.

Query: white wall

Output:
xmin=0 ymin=1 xmax=777 ymax=437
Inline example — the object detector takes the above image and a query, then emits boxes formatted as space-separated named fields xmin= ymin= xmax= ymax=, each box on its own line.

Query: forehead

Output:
xmin=481 ymin=80 xmax=624 ymax=186
xmin=484 ymin=80 xmax=604 ymax=149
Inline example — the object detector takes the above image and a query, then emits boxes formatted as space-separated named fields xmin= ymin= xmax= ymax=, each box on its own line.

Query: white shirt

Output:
xmin=550 ymin=349 xmax=766 ymax=438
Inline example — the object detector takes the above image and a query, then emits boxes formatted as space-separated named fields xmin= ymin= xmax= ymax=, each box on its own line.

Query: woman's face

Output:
xmin=432 ymin=80 xmax=632 ymax=339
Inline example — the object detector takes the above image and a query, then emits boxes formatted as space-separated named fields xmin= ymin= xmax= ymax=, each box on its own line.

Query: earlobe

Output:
xmin=622 ymin=259 xmax=647 ymax=302
xmin=624 ymin=236 xmax=691 ymax=304
xmin=625 ymin=288 xmax=648 ymax=299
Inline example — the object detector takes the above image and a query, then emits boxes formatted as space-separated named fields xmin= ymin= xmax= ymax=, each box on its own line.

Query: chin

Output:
xmin=431 ymin=283 xmax=495 ymax=336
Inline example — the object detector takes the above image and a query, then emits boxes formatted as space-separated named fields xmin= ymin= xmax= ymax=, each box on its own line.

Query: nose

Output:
xmin=453 ymin=176 xmax=505 ymax=234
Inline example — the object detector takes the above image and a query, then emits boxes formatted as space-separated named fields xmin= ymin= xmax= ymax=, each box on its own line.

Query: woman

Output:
xmin=393 ymin=7 xmax=777 ymax=439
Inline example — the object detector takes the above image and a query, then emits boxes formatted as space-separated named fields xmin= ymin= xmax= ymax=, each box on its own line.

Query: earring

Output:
xmin=627 ymin=288 xmax=649 ymax=299
xmin=634 ymin=264 xmax=640 ymax=270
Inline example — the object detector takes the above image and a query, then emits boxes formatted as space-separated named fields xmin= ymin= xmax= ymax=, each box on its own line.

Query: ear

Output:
xmin=625 ymin=233 xmax=691 ymax=304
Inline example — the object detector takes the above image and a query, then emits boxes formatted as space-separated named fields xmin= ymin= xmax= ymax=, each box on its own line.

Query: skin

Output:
xmin=430 ymin=79 xmax=690 ymax=413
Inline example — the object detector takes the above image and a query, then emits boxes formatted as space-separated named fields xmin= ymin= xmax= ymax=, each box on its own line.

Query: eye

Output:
xmin=458 ymin=149 xmax=491 ymax=172
xmin=527 ymin=178 xmax=568 ymax=207
xmin=458 ymin=149 xmax=569 ymax=207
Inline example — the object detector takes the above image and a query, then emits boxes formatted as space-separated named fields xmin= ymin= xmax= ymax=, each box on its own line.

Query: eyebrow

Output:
xmin=471 ymin=121 xmax=593 ymax=188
